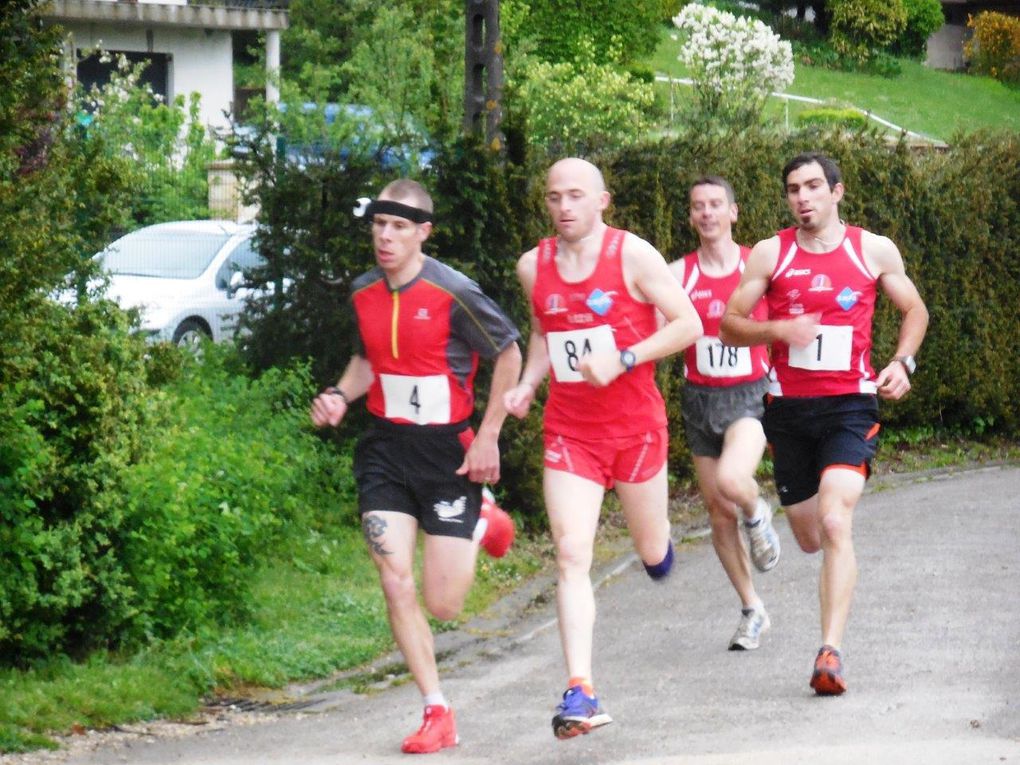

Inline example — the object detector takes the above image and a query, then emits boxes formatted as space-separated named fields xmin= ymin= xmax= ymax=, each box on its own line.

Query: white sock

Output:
xmin=423 ymin=691 xmax=448 ymax=709
xmin=472 ymin=517 xmax=488 ymax=543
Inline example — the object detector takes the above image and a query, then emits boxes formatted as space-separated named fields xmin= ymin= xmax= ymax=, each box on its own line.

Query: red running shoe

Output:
xmin=479 ymin=488 xmax=514 ymax=558
xmin=810 ymin=644 xmax=848 ymax=696
xmin=401 ymin=705 xmax=458 ymax=754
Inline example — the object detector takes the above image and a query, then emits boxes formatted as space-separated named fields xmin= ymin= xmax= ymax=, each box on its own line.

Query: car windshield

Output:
xmin=101 ymin=230 xmax=232 ymax=278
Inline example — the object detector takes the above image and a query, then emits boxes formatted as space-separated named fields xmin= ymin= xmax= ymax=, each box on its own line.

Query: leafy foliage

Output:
xmin=74 ymin=53 xmax=216 ymax=225
xmin=965 ymin=11 xmax=1020 ymax=84
xmin=509 ymin=0 xmax=671 ymax=66
xmin=891 ymin=0 xmax=945 ymax=59
xmin=509 ymin=39 xmax=657 ymax=154
xmin=828 ymin=0 xmax=908 ymax=62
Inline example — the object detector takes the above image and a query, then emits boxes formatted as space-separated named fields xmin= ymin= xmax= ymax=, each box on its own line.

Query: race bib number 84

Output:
xmin=380 ymin=373 xmax=451 ymax=424
xmin=547 ymin=325 xmax=617 ymax=383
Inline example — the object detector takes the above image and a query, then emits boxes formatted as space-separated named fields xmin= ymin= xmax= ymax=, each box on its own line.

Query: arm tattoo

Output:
xmin=362 ymin=513 xmax=392 ymax=556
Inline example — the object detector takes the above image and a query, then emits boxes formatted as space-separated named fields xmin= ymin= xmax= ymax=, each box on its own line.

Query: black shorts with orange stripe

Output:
xmin=763 ymin=393 xmax=880 ymax=506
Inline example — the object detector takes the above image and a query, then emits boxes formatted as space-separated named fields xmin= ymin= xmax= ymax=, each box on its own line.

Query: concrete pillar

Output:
xmin=265 ymin=28 xmax=280 ymax=104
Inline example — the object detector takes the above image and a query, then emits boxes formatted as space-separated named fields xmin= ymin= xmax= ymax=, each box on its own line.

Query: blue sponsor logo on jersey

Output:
xmin=836 ymin=286 xmax=859 ymax=311
xmin=586 ymin=288 xmax=614 ymax=316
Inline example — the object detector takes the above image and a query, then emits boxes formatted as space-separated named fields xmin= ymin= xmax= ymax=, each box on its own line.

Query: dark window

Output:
xmin=77 ymin=50 xmax=171 ymax=103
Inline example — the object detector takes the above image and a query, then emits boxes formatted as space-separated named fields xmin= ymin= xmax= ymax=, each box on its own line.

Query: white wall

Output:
xmin=65 ymin=21 xmax=234 ymax=133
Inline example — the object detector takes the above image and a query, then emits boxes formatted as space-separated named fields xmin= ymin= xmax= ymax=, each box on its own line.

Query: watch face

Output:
xmin=621 ymin=350 xmax=637 ymax=370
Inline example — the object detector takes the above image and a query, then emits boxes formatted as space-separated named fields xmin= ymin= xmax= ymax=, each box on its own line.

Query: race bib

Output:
xmin=380 ymin=374 xmax=451 ymax=424
xmin=547 ymin=325 xmax=617 ymax=383
xmin=788 ymin=324 xmax=853 ymax=371
xmin=695 ymin=336 xmax=752 ymax=378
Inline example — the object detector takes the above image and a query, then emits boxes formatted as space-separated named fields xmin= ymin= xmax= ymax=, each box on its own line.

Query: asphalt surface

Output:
xmin=18 ymin=465 xmax=1020 ymax=764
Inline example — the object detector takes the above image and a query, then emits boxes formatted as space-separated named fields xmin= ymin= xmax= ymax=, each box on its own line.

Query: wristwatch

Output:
xmin=620 ymin=348 xmax=637 ymax=373
xmin=893 ymin=355 xmax=916 ymax=375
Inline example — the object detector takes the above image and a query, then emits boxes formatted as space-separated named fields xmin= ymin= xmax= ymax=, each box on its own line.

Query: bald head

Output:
xmin=544 ymin=157 xmax=610 ymax=242
xmin=547 ymin=157 xmax=606 ymax=194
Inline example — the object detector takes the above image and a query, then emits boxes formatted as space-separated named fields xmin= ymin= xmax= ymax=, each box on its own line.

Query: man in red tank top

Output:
xmin=503 ymin=158 xmax=703 ymax=740
xmin=667 ymin=176 xmax=780 ymax=653
xmin=721 ymin=153 xmax=929 ymax=696
xmin=309 ymin=179 xmax=522 ymax=754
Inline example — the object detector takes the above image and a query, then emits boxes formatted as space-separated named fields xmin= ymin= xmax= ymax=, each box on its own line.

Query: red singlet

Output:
xmin=677 ymin=246 xmax=770 ymax=387
xmin=766 ymin=226 xmax=878 ymax=397
xmin=531 ymin=227 xmax=666 ymax=439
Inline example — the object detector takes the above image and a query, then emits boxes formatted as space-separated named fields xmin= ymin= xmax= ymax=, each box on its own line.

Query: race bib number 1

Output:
xmin=788 ymin=324 xmax=853 ymax=371
xmin=380 ymin=374 xmax=451 ymax=424
xmin=547 ymin=325 xmax=617 ymax=383
xmin=695 ymin=336 xmax=752 ymax=378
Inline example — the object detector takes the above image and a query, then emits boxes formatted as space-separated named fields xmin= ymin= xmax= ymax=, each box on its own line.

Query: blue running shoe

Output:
xmin=551 ymin=685 xmax=613 ymax=740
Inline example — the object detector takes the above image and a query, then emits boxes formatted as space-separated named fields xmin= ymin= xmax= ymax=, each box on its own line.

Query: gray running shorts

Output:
xmin=681 ymin=377 xmax=769 ymax=458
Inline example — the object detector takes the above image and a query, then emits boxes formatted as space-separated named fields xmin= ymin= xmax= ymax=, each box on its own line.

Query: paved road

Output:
xmin=29 ymin=466 xmax=1020 ymax=764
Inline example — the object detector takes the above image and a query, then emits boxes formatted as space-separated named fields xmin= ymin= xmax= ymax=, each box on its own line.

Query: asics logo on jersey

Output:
xmin=785 ymin=268 xmax=811 ymax=277
xmin=586 ymin=289 xmax=615 ymax=316
xmin=414 ymin=307 xmax=431 ymax=320
xmin=434 ymin=496 xmax=467 ymax=522
xmin=836 ymin=286 xmax=860 ymax=310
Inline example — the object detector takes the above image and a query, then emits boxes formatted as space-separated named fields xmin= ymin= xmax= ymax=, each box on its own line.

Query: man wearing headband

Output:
xmin=503 ymin=158 xmax=703 ymax=740
xmin=310 ymin=179 xmax=521 ymax=754
xmin=721 ymin=152 xmax=928 ymax=696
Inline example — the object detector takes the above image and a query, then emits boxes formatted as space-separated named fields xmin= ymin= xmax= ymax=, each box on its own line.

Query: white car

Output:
xmin=95 ymin=220 xmax=265 ymax=347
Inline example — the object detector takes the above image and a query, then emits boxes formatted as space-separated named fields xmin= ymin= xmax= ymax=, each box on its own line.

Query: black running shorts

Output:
xmin=353 ymin=417 xmax=482 ymax=539
xmin=763 ymin=394 xmax=881 ymax=507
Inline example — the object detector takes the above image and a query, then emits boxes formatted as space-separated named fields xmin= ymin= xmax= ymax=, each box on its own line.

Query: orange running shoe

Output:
xmin=479 ymin=488 xmax=515 ymax=558
xmin=810 ymin=645 xmax=848 ymax=696
xmin=401 ymin=704 xmax=458 ymax=754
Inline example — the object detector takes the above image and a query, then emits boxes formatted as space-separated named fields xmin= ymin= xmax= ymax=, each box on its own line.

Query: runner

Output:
xmin=668 ymin=175 xmax=780 ymax=652
xmin=720 ymin=152 xmax=929 ymax=694
xmin=310 ymin=179 xmax=521 ymax=753
xmin=504 ymin=158 xmax=703 ymax=738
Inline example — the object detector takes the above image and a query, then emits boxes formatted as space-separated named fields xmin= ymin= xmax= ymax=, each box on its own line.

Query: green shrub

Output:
xmin=798 ymin=106 xmax=870 ymax=129
xmin=828 ymin=0 xmax=908 ymax=61
xmin=965 ymin=11 xmax=1020 ymax=84
xmin=891 ymin=0 xmax=944 ymax=59
xmin=511 ymin=0 xmax=666 ymax=65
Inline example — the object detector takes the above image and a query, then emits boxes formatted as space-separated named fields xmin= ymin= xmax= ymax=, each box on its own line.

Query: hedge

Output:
xmin=240 ymin=126 xmax=1020 ymax=525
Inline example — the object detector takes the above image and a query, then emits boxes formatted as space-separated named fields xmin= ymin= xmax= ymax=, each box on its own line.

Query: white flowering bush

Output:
xmin=671 ymin=3 xmax=794 ymax=128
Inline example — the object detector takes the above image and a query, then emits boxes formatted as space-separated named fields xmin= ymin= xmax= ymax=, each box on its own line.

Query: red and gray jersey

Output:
xmin=531 ymin=227 xmax=666 ymax=439
xmin=351 ymin=256 xmax=519 ymax=425
xmin=766 ymin=225 xmax=878 ymax=397
xmin=677 ymin=246 xmax=770 ymax=387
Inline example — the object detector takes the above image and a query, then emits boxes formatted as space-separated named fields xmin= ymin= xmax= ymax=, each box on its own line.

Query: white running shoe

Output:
xmin=729 ymin=606 xmax=771 ymax=651
xmin=744 ymin=497 xmax=781 ymax=572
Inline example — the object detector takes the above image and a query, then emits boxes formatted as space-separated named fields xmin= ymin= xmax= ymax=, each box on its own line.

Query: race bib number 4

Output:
xmin=380 ymin=374 xmax=451 ymax=424
xmin=547 ymin=325 xmax=617 ymax=383
xmin=788 ymin=324 xmax=853 ymax=371
xmin=695 ymin=336 xmax=752 ymax=378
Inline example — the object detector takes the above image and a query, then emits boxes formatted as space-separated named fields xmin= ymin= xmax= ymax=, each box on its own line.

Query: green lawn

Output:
xmin=648 ymin=29 xmax=1020 ymax=142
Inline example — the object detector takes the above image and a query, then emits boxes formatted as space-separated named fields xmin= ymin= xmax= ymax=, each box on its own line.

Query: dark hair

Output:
xmin=689 ymin=175 xmax=735 ymax=204
xmin=782 ymin=152 xmax=842 ymax=190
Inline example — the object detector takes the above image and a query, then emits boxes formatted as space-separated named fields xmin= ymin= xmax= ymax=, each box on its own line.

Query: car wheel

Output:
xmin=172 ymin=319 xmax=210 ymax=350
